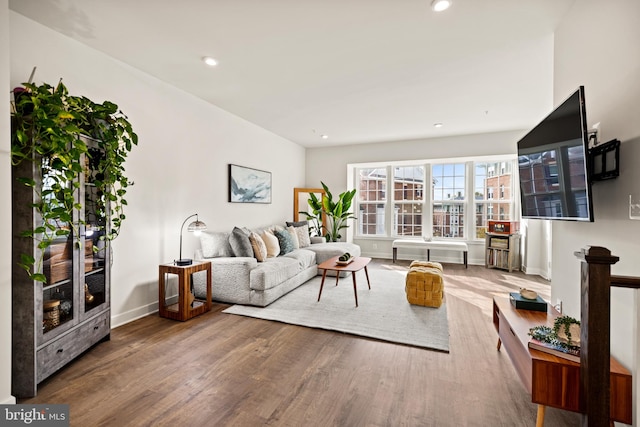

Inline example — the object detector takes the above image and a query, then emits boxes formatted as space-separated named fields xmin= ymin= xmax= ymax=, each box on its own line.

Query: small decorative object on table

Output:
xmin=336 ymin=252 xmax=354 ymax=265
xmin=509 ymin=291 xmax=547 ymax=312
xmin=528 ymin=315 xmax=581 ymax=363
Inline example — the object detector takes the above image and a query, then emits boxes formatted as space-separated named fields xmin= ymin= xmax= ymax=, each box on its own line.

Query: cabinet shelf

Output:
xmin=485 ymin=232 xmax=520 ymax=272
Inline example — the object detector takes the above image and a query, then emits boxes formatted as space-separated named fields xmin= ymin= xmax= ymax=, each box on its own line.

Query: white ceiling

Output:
xmin=9 ymin=0 xmax=575 ymax=148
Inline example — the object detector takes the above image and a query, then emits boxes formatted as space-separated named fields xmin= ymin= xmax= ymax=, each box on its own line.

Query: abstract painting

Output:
xmin=228 ymin=164 xmax=272 ymax=203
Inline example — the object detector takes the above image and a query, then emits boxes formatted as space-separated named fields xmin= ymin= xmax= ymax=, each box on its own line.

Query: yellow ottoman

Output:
xmin=409 ymin=260 xmax=443 ymax=272
xmin=405 ymin=264 xmax=444 ymax=308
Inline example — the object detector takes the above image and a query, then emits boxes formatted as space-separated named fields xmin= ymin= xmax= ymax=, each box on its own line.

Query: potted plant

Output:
xmin=300 ymin=181 xmax=357 ymax=242
xmin=11 ymin=80 xmax=138 ymax=282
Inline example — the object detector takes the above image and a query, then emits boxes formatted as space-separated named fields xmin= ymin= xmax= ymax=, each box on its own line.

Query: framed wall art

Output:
xmin=228 ymin=164 xmax=272 ymax=203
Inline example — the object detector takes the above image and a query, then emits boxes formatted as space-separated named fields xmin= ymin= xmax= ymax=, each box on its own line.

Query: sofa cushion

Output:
xmin=283 ymin=248 xmax=316 ymax=270
xmin=274 ymin=228 xmax=295 ymax=255
xmin=259 ymin=230 xmax=280 ymax=258
xmin=229 ymin=226 xmax=253 ymax=257
xmin=200 ymin=231 xmax=233 ymax=258
xmin=248 ymin=231 xmax=267 ymax=262
xmin=307 ymin=242 xmax=361 ymax=265
xmin=250 ymin=257 xmax=300 ymax=291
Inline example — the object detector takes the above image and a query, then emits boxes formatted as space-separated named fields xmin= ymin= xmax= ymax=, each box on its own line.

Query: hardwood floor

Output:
xmin=21 ymin=260 xmax=580 ymax=426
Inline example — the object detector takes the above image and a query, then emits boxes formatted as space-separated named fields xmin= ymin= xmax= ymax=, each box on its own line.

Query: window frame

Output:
xmin=351 ymin=155 xmax=518 ymax=241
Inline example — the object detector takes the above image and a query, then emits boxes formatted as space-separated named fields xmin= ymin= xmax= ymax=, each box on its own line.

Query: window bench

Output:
xmin=392 ymin=239 xmax=468 ymax=268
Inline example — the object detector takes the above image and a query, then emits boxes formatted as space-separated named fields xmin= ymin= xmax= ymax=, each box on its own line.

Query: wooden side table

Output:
xmin=158 ymin=261 xmax=212 ymax=321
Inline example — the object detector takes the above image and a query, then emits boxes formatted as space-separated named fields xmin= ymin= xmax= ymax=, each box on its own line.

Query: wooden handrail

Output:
xmin=611 ymin=275 xmax=640 ymax=289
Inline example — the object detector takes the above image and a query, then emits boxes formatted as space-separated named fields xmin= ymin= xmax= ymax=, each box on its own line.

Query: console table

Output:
xmin=492 ymin=296 xmax=631 ymax=426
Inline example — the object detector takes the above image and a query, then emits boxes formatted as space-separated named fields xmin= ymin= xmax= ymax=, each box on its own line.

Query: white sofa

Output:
xmin=192 ymin=226 xmax=360 ymax=307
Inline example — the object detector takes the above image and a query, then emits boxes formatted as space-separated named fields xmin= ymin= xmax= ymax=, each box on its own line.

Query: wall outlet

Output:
xmin=555 ymin=299 xmax=562 ymax=314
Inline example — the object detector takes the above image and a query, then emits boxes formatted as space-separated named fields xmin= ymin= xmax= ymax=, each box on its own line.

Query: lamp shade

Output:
xmin=177 ymin=214 xmax=207 ymax=266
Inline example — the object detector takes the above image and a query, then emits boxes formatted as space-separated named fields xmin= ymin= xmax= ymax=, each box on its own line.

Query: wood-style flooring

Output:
xmin=20 ymin=259 xmax=580 ymax=426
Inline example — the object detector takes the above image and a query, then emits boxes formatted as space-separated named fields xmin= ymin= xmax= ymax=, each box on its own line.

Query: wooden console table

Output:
xmin=492 ymin=296 xmax=631 ymax=426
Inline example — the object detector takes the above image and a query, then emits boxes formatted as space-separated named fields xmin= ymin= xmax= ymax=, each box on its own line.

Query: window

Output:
xmin=357 ymin=168 xmax=387 ymax=235
xmin=393 ymin=166 xmax=424 ymax=237
xmin=474 ymin=161 xmax=515 ymax=238
xmin=354 ymin=157 xmax=516 ymax=240
xmin=432 ymin=163 xmax=465 ymax=238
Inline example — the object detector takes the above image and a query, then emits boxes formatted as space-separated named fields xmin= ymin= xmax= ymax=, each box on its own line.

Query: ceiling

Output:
xmin=9 ymin=0 xmax=575 ymax=148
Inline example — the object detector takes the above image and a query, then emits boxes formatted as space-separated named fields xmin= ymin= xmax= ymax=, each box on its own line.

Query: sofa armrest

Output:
xmin=192 ymin=257 xmax=258 ymax=303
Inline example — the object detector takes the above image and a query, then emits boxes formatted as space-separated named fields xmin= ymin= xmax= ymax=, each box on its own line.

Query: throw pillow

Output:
xmin=228 ymin=226 xmax=253 ymax=257
xmin=293 ymin=224 xmax=310 ymax=248
xmin=199 ymin=231 xmax=233 ymax=258
xmin=287 ymin=226 xmax=300 ymax=250
xmin=260 ymin=230 xmax=280 ymax=258
xmin=285 ymin=220 xmax=308 ymax=228
xmin=248 ymin=231 xmax=267 ymax=262
xmin=286 ymin=221 xmax=311 ymax=248
xmin=274 ymin=228 xmax=294 ymax=255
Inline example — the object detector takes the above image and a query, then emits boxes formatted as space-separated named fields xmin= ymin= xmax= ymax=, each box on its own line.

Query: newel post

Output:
xmin=574 ymin=246 xmax=619 ymax=427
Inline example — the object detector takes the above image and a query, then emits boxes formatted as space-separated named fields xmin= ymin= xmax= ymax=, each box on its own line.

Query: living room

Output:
xmin=1 ymin=0 xmax=640 ymax=425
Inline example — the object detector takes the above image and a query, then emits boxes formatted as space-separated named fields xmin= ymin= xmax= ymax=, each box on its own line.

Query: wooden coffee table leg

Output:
xmin=364 ymin=266 xmax=371 ymax=289
xmin=318 ymin=269 xmax=328 ymax=302
xmin=352 ymin=272 xmax=358 ymax=307
xmin=335 ymin=271 xmax=339 ymax=286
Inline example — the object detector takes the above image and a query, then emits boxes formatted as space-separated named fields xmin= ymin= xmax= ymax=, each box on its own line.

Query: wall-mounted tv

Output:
xmin=517 ymin=86 xmax=594 ymax=222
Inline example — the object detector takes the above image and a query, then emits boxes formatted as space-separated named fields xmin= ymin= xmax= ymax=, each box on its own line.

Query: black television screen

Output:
xmin=517 ymin=86 xmax=593 ymax=221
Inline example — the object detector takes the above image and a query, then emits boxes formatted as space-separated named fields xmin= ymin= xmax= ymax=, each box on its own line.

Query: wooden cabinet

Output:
xmin=12 ymin=136 xmax=111 ymax=398
xmin=492 ymin=297 xmax=632 ymax=425
xmin=485 ymin=232 xmax=520 ymax=272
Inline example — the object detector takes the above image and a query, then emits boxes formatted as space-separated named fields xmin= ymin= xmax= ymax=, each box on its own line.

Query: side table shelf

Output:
xmin=159 ymin=261 xmax=212 ymax=321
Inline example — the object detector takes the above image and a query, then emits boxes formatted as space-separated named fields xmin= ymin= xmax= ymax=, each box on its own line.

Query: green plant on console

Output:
xmin=529 ymin=315 xmax=581 ymax=349
xmin=11 ymin=80 xmax=138 ymax=283
xmin=320 ymin=181 xmax=356 ymax=242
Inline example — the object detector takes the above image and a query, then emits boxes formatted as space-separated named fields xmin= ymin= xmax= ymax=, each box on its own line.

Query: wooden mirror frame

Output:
xmin=293 ymin=187 xmax=327 ymax=232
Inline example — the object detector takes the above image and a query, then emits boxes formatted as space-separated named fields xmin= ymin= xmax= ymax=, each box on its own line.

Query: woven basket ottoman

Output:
xmin=405 ymin=261 xmax=444 ymax=308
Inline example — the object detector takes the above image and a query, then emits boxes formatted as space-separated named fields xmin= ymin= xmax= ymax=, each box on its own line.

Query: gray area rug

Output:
xmin=223 ymin=269 xmax=450 ymax=352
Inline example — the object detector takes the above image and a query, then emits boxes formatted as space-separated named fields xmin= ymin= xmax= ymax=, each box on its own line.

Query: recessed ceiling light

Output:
xmin=202 ymin=56 xmax=218 ymax=67
xmin=434 ymin=123 xmax=443 ymax=128
xmin=431 ymin=0 xmax=451 ymax=12
xmin=321 ymin=134 xmax=329 ymax=140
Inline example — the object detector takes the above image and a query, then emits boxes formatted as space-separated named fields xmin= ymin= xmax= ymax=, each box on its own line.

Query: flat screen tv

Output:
xmin=517 ymin=86 xmax=594 ymax=221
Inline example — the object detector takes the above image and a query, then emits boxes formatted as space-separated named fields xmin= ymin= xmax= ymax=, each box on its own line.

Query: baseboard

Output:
xmin=1 ymin=395 xmax=16 ymax=405
xmin=111 ymin=302 xmax=158 ymax=329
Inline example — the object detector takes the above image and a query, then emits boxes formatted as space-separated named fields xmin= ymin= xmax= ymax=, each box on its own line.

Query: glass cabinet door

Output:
xmin=41 ymin=156 xmax=75 ymax=334
xmin=82 ymin=142 xmax=109 ymax=316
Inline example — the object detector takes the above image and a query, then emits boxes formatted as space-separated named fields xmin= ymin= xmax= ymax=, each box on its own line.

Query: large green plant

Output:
xmin=298 ymin=192 xmax=324 ymax=237
xmin=320 ymin=181 xmax=357 ymax=242
xmin=11 ymin=81 xmax=138 ymax=282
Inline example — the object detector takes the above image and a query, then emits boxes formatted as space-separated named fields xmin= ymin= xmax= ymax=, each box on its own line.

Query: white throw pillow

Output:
xmin=287 ymin=226 xmax=300 ymax=250
xmin=260 ymin=230 xmax=280 ymax=258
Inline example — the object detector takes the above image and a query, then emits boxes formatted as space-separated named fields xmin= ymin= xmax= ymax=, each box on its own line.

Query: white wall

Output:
xmin=552 ymin=0 xmax=640 ymax=424
xmin=306 ymin=130 xmax=527 ymax=263
xmin=1 ymin=0 xmax=16 ymax=406
xmin=9 ymin=12 xmax=307 ymax=328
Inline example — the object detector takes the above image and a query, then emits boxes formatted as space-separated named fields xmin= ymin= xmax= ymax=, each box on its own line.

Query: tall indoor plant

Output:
xmin=299 ymin=181 xmax=357 ymax=242
xmin=11 ymin=80 xmax=138 ymax=282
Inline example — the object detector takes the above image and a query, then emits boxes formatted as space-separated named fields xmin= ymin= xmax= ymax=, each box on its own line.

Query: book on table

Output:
xmin=528 ymin=338 xmax=581 ymax=363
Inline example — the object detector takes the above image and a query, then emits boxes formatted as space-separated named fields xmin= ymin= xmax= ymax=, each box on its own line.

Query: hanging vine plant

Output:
xmin=11 ymin=80 xmax=138 ymax=283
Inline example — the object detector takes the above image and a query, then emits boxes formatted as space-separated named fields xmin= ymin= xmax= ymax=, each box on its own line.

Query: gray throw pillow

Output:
xmin=229 ymin=226 xmax=253 ymax=257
